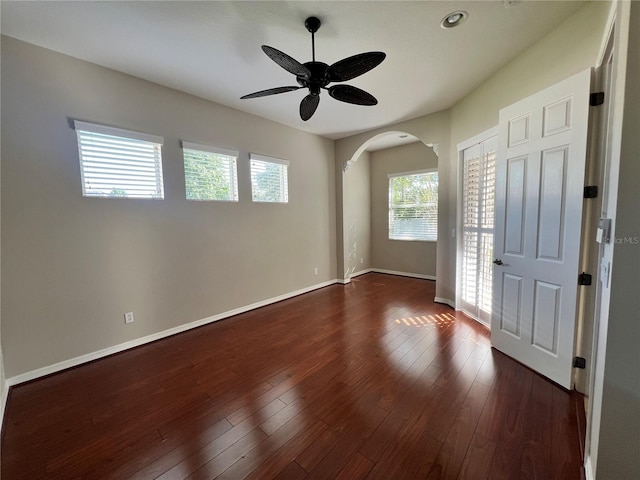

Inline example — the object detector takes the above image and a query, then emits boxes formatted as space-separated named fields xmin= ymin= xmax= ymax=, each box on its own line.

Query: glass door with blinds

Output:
xmin=458 ymin=136 xmax=497 ymax=326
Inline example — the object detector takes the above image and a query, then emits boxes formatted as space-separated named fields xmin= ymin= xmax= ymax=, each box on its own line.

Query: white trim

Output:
xmin=387 ymin=168 xmax=436 ymax=179
xmin=349 ymin=268 xmax=373 ymax=278
xmin=584 ymin=5 xmax=623 ymax=473
xmin=456 ymin=126 xmax=499 ymax=152
xmin=371 ymin=268 xmax=436 ymax=281
xmin=181 ymin=141 xmax=238 ymax=158
xmin=596 ymin=3 xmax=617 ymax=67
xmin=0 ymin=347 xmax=7 ymax=430
xmin=584 ymin=455 xmax=595 ymax=480
xmin=73 ymin=120 xmax=163 ymax=145
xmin=458 ymin=306 xmax=491 ymax=328
xmin=456 ymin=125 xmax=499 ymax=152
xmin=0 ymin=379 xmax=7 ymax=431
xmin=434 ymin=297 xmax=456 ymax=309
xmin=5 ymin=272 xmax=443 ymax=387
xmin=249 ymin=153 xmax=289 ymax=166
xmin=6 ymin=279 xmax=338 ymax=387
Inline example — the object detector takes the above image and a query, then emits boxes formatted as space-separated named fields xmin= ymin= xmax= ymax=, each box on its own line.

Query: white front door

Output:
xmin=491 ymin=69 xmax=591 ymax=389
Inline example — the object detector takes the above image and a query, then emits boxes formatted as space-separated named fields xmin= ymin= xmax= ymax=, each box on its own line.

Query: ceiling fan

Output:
xmin=241 ymin=16 xmax=386 ymax=121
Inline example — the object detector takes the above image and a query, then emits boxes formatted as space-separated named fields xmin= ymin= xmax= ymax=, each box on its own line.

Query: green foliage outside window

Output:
xmin=389 ymin=171 xmax=438 ymax=241
xmin=184 ymin=149 xmax=237 ymax=201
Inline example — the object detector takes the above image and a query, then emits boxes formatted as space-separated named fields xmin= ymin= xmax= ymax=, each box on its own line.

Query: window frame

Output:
xmin=181 ymin=141 xmax=239 ymax=202
xmin=74 ymin=120 xmax=165 ymax=199
xmin=249 ymin=153 xmax=289 ymax=204
xmin=388 ymin=168 xmax=439 ymax=242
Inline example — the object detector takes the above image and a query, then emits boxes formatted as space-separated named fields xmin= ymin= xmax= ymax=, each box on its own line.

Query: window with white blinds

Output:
xmin=250 ymin=154 xmax=289 ymax=203
xmin=388 ymin=170 xmax=438 ymax=241
xmin=182 ymin=142 xmax=238 ymax=201
xmin=460 ymin=136 xmax=497 ymax=321
xmin=74 ymin=121 xmax=164 ymax=199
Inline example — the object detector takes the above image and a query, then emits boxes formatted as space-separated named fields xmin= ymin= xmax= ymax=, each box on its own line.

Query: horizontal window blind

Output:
xmin=250 ymin=154 xmax=289 ymax=203
xmin=74 ymin=121 xmax=164 ymax=199
xmin=182 ymin=142 xmax=238 ymax=201
xmin=388 ymin=170 xmax=438 ymax=241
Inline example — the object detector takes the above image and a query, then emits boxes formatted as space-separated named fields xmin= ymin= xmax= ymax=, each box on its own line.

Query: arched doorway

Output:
xmin=340 ymin=131 xmax=440 ymax=282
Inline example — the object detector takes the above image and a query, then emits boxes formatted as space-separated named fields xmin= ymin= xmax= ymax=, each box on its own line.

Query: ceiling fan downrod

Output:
xmin=305 ymin=16 xmax=321 ymax=62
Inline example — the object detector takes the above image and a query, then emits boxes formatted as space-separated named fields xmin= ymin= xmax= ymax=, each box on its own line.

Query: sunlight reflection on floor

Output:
xmin=392 ymin=312 xmax=456 ymax=328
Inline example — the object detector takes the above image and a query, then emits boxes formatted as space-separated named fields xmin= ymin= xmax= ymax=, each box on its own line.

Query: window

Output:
xmin=250 ymin=154 xmax=289 ymax=203
xmin=388 ymin=170 xmax=438 ymax=241
xmin=459 ymin=136 xmax=497 ymax=323
xmin=182 ymin=142 xmax=238 ymax=201
xmin=74 ymin=121 xmax=164 ymax=199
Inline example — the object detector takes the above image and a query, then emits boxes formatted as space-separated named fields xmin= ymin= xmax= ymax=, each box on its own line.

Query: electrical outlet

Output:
xmin=314 ymin=267 xmax=318 ymax=275
xmin=360 ymin=257 xmax=364 ymax=264
xmin=124 ymin=312 xmax=135 ymax=324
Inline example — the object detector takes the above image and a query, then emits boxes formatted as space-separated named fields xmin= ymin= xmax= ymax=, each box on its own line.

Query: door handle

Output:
xmin=493 ymin=258 xmax=504 ymax=266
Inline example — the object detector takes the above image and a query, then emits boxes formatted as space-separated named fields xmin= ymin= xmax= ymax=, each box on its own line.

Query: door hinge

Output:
xmin=578 ymin=272 xmax=592 ymax=286
xmin=584 ymin=186 xmax=598 ymax=198
xmin=590 ymin=92 xmax=605 ymax=106
xmin=573 ymin=357 xmax=586 ymax=369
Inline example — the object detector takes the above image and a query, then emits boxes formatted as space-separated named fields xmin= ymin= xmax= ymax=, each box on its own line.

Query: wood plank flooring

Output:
xmin=1 ymin=274 xmax=583 ymax=479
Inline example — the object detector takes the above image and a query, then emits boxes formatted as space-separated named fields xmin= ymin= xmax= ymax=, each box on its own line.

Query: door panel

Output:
xmin=500 ymin=273 xmax=523 ymax=337
xmin=505 ymin=156 xmax=527 ymax=255
xmin=537 ymin=147 xmax=567 ymax=260
xmin=532 ymin=280 xmax=561 ymax=353
xmin=492 ymin=69 xmax=591 ymax=389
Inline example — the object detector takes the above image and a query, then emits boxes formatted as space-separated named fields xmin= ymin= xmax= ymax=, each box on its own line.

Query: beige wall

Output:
xmin=335 ymin=112 xmax=451 ymax=287
xmin=343 ymin=151 xmax=371 ymax=278
xmin=445 ymin=0 xmax=611 ymax=304
xmin=1 ymin=37 xmax=336 ymax=378
xmin=0 ymin=81 xmax=3 ymax=415
xmin=342 ymin=140 xmax=438 ymax=280
xmin=335 ymin=2 xmax=610 ymax=302
xmin=0 ymin=0 xmax=615 ymax=389
xmin=370 ymin=142 xmax=438 ymax=277
xmin=595 ymin=2 xmax=640 ymax=477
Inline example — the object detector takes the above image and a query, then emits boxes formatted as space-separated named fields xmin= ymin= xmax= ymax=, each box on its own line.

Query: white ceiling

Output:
xmin=1 ymin=1 xmax=586 ymax=140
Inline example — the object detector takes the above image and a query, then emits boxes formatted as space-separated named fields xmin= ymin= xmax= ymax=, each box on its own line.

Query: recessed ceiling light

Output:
xmin=441 ymin=10 xmax=468 ymax=29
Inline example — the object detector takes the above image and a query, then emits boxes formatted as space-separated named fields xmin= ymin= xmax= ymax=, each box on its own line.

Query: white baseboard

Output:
xmin=370 ymin=268 xmax=436 ymax=281
xmin=5 ymin=272 xmax=442 ymax=388
xmin=434 ymin=296 xmax=456 ymax=309
xmin=584 ymin=455 xmax=595 ymax=480
xmin=457 ymin=307 xmax=491 ymax=328
xmin=6 ymin=279 xmax=339 ymax=387
xmin=0 ymin=379 xmax=7 ymax=428
xmin=0 ymin=347 xmax=7 ymax=431
xmin=349 ymin=268 xmax=372 ymax=278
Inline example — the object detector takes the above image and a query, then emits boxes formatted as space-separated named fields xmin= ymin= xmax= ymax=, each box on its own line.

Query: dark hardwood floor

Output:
xmin=1 ymin=274 xmax=583 ymax=479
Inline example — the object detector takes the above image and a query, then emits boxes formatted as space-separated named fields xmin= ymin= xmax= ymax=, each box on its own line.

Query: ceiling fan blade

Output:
xmin=326 ymin=52 xmax=386 ymax=82
xmin=262 ymin=45 xmax=311 ymax=78
xmin=328 ymin=85 xmax=378 ymax=106
xmin=241 ymin=86 xmax=302 ymax=99
xmin=300 ymin=94 xmax=320 ymax=121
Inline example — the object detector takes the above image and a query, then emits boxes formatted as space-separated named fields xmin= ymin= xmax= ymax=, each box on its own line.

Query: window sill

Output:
xmin=389 ymin=238 xmax=437 ymax=243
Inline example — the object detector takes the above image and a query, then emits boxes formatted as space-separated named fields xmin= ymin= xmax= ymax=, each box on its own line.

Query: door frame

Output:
xmin=583 ymin=4 xmax=623 ymax=477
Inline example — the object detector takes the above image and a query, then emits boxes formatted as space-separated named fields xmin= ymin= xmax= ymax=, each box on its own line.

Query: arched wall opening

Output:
xmin=339 ymin=130 xmax=440 ymax=284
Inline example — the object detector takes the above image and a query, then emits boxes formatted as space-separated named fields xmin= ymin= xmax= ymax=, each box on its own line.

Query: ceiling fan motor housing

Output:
xmin=297 ymin=62 xmax=330 ymax=95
